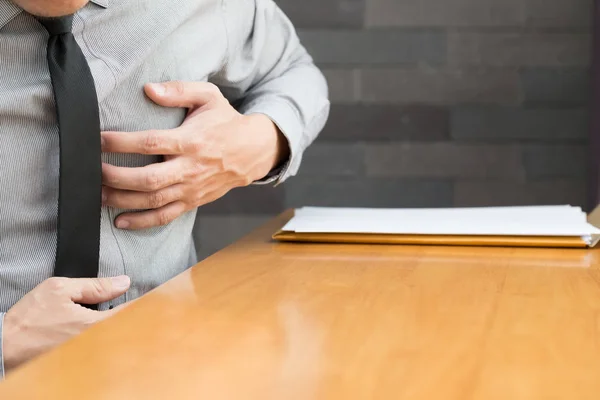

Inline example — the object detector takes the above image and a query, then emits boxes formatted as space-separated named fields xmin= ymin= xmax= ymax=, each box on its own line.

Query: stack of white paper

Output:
xmin=281 ymin=206 xmax=600 ymax=243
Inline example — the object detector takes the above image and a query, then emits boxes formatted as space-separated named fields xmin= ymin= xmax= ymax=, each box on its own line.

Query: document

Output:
xmin=279 ymin=206 xmax=600 ymax=246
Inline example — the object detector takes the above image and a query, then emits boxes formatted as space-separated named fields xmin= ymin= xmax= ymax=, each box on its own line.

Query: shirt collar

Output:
xmin=0 ymin=0 xmax=111 ymax=29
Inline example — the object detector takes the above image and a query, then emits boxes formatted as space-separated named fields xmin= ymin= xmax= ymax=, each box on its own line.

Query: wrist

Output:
xmin=244 ymin=114 xmax=290 ymax=181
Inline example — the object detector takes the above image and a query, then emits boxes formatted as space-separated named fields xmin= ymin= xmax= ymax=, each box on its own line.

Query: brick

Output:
xmin=197 ymin=185 xmax=285 ymax=215
xmin=522 ymin=145 xmax=588 ymax=180
xmin=451 ymin=107 xmax=589 ymax=142
xmin=360 ymin=68 xmax=521 ymax=105
xmin=366 ymin=0 xmax=523 ymax=27
xmin=321 ymin=104 xmax=449 ymax=141
xmin=298 ymin=30 xmax=445 ymax=65
xmin=193 ymin=215 xmax=272 ymax=260
xmin=276 ymin=0 xmax=365 ymax=29
xmin=366 ymin=0 xmax=593 ymax=28
xmin=284 ymin=177 xmax=453 ymax=208
xmin=520 ymin=68 xmax=590 ymax=106
xmin=525 ymin=0 xmax=593 ymax=28
xmin=454 ymin=181 xmax=587 ymax=207
xmin=296 ymin=143 xmax=365 ymax=176
xmin=448 ymin=33 xmax=591 ymax=67
xmin=321 ymin=69 xmax=359 ymax=103
xmin=365 ymin=143 xmax=525 ymax=180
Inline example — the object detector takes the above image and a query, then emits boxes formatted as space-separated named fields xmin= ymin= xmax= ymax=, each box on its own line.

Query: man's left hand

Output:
xmin=101 ymin=81 xmax=288 ymax=230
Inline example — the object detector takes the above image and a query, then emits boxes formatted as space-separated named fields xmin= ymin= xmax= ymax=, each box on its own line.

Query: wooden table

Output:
xmin=2 ymin=212 xmax=600 ymax=399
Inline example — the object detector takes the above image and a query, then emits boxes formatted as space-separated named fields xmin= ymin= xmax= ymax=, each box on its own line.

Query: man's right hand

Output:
xmin=2 ymin=275 xmax=131 ymax=373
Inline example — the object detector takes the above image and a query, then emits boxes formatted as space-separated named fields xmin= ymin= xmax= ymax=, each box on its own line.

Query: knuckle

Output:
xmin=173 ymin=169 xmax=185 ymax=184
xmin=187 ymin=140 xmax=203 ymax=155
xmin=240 ymin=174 xmax=253 ymax=187
xmin=143 ymin=131 xmax=162 ymax=153
xmin=174 ymin=137 xmax=186 ymax=154
xmin=192 ymin=192 xmax=205 ymax=207
xmin=205 ymin=82 xmax=221 ymax=99
xmin=90 ymin=279 xmax=109 ymax=296
xmin=158 ymin=211 xmax=174 ymax=227
xmin=145 ymin=171 xmax=161 ymax=190
xmin=104 ymin=189 xmax=117 ymax=205
xmin=186 ymin=161 xmax=203 ymax=179
xmin=44 ymin=277 xmax=67 ymax=293
xmin=148 ymin=191 xmax=165 ymax=209
xmin=173 ymin=81 xmax=186 ymax=96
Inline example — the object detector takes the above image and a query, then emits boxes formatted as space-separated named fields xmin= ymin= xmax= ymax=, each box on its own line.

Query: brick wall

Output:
xmin=193 ymin=0 xmax=594 ymax=259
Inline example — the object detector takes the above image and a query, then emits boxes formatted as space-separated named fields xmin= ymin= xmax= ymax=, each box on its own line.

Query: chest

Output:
xmin=0 ymin=0 xmax=227 ymax=152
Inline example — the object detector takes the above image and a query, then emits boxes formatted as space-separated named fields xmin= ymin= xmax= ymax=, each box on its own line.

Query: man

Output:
xmin=0 ymin=0 xmax=329 ymax=376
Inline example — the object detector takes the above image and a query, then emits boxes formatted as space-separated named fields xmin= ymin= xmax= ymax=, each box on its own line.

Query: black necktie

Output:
xmin=37 ymin=15 xmax=102 ymax=282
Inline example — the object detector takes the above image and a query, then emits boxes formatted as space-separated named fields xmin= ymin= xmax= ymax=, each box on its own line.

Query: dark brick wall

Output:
xmin=193 ymin=0 xmax=594 ymax=259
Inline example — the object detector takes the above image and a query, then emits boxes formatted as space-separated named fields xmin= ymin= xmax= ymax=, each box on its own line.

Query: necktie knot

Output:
xmin=36 ymin=15 xmax=74 ymax=36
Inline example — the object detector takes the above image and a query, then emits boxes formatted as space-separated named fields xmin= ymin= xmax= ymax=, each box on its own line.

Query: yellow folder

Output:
xmin=272 ymin=206 xmax=600 ymax=249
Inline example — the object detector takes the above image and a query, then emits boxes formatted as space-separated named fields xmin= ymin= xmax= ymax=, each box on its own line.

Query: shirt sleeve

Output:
xmin=212 ymin=0 xmax=330 ymax=185
xmin=0 ymin=312 xmax=5 ymax=379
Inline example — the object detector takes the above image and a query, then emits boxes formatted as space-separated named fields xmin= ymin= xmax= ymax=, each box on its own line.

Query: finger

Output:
xmin=54 ymin=276 xmax=131 ymax=305
xmin=101 ymin=129 xmax=186 ymax=155
xmin=102 ymin=184 xmax=184 ymax=210
xmin=144 ymin=81 xmax=224 ymax=109
xmin=102 ymin=160 xmax=184 ymax=192
xmin=115 ymin=201 xmax=188 ymax=230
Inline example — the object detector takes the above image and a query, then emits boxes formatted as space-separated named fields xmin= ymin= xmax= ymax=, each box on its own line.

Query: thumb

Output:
xmin=66 ymin=276 xmax=131 ymax=305
xmin=144 ymin=81 xmax=222 ymax=109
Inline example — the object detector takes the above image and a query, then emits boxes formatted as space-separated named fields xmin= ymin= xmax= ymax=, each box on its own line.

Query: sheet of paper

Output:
xmin=281 ymin=206 xmax=600 ymax=237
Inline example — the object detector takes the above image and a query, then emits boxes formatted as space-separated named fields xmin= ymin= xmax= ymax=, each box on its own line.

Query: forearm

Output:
xmin=214 ymin=0 xmax=330 ymax=184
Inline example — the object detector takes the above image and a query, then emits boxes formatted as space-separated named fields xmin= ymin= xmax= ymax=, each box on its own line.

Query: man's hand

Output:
xmin=101 ymin=81 xmax=289 ymax=230
xmin=3 ymin=275 xmax=131 ymax=373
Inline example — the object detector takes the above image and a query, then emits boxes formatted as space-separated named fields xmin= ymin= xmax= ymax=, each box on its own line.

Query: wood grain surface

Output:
xmin=2 ymin=211 xmax=600 ymax=399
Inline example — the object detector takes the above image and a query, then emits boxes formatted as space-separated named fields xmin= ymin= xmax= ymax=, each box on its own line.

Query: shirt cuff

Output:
xmin=252 ymin=162 xmax=288 ymax=185
xmin=0 ymin=312 xmax=5 ymax=379
xmin=242 ymin=99 xmax=303 ymax=186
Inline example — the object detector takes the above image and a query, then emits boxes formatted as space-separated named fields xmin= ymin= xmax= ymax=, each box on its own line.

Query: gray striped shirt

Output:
xmin=0 ymin=0 xmax=329 ymax=376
